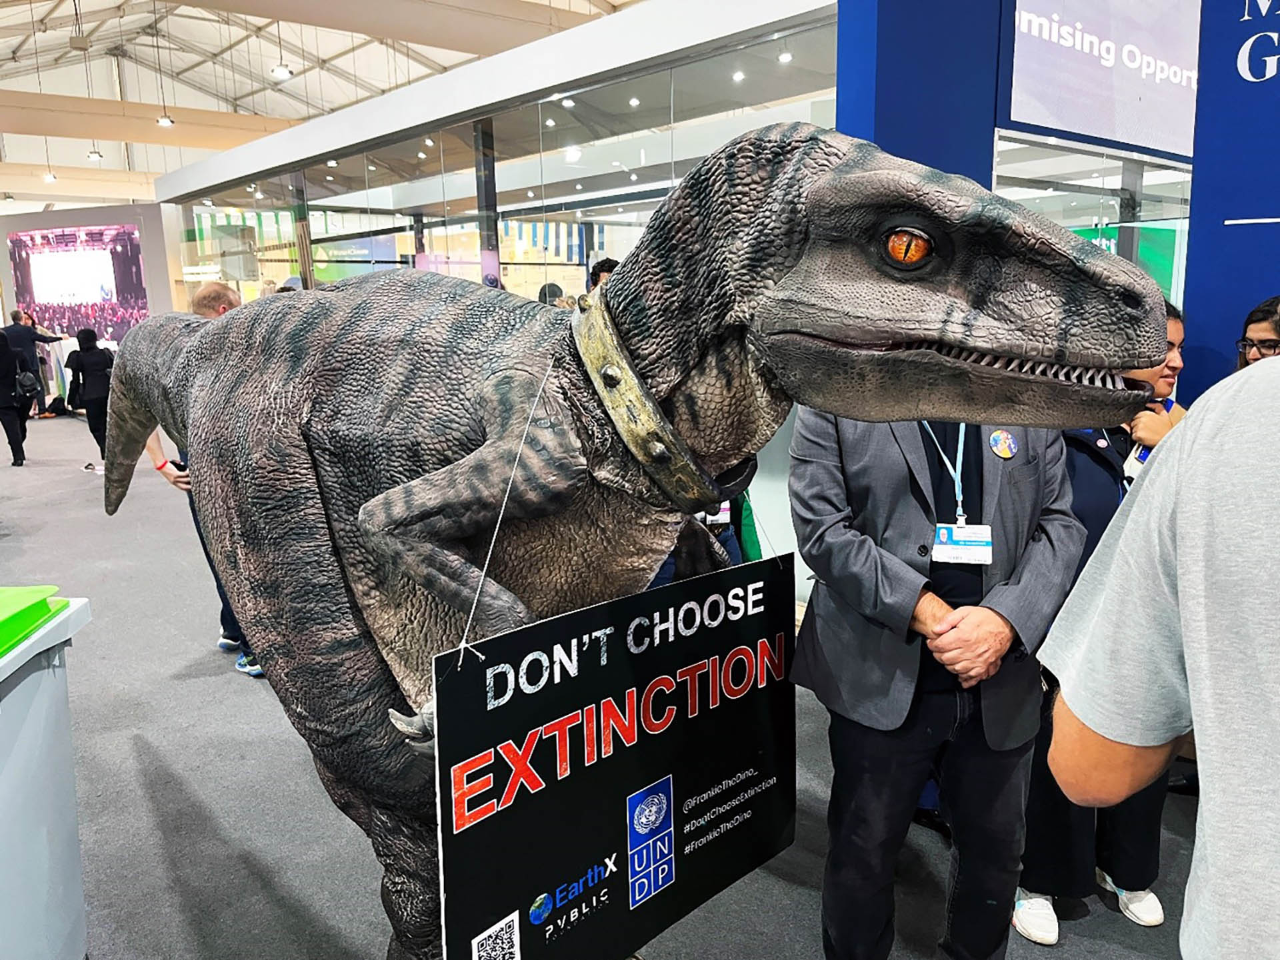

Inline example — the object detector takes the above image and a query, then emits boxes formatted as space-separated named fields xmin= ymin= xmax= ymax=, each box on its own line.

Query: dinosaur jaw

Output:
xmin=759 ymin=331 xmax=1153 ymax=429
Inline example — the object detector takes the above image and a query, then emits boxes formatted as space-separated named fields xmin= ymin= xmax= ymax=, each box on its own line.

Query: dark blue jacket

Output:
xmin=1063 ymin=428 xmax=1130 ymax=582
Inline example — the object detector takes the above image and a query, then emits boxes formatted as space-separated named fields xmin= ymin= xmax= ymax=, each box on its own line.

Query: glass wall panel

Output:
xmin=994 ymin=134 xmax=1192 ymax=302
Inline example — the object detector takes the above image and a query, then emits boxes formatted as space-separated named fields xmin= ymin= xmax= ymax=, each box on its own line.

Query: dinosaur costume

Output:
xmin=104 ymin=124 xmax=1165 ymax=959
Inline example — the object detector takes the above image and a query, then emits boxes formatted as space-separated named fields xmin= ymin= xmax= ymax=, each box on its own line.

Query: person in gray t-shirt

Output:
xmin=1038 ymin=358 xmax=1280 ymax=960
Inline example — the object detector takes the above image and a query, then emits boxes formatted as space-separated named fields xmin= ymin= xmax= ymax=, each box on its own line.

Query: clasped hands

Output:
xmin=911 ymin=590 xmax=1015 ymax=689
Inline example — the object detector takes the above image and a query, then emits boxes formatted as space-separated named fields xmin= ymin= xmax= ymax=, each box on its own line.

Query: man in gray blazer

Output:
xmin=790 ymin=410 xmax=1084 ymax=960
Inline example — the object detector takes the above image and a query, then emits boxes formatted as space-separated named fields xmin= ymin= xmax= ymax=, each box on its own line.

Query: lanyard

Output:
xmin=1100 ymin=429 xmax=1133 ymax=495
xmin=921 ymin=421 xmax=967 ymax=525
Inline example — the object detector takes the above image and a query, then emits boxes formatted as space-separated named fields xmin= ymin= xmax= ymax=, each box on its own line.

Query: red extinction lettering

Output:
xmin=641 ymin=675 xmax=677 ymax=734
xmin=723 ymin=646 xmax=756 ymax=699
xmin=583 ymin=703 xmax=598 ymax=766
xmin=758 ymin=633 xmax=786 ymax=686
xmin=676 ymin=660 xmax=710 ymax=717
xmin=452 ymin=750 xmax=497 ymax=833
xmin=497 ymin=731 xmax=545 ymax=809
xmin=542 ymin=710 xmax=583 ymax=780
xmin=601 ymin=688 xmax=638 ymax=757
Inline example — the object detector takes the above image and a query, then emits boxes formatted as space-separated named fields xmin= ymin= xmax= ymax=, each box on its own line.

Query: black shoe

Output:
xmin=912 ymin=806 xmax=952 ymax=843
xmin=11 ymin=459 xmax=23 ymax=467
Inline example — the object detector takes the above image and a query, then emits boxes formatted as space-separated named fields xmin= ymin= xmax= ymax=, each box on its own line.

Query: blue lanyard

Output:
xmin=921 ymin=421 xmax=967 ymax=525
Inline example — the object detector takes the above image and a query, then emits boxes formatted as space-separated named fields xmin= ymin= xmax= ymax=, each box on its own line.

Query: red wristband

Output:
xmin=155 ymin=459 xmax=169 ymax=472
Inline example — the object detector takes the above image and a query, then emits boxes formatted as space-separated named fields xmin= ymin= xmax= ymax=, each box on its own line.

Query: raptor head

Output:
xmin=752 ymin=138 xmax=1167 ymax=427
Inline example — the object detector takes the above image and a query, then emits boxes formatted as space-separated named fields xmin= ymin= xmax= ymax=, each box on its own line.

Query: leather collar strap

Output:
xmin=572 ymin=295 xmax=754 ymax=514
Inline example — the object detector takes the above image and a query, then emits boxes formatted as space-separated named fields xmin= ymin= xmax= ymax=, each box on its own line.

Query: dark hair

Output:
xmin=537 ymin=283 xmax=564 ymax=305
xmin=589 ymin=258 xmax=619 ymax=290
xmin=277 ymin=285 xmax=298 ymax=294
xmin=76 ymin=328 xmax=98 ymax=352
xmin=9 ymin=309 xmax=21 ymax=325
xmin=1238 ymin=295 xmax=1280 ymax=370
xmin=1164 ymin=299 xmax=1183 ymax=324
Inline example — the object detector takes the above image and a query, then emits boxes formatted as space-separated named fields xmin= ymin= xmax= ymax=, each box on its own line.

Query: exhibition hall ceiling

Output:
xmin=0 ymin=0 xmax=639 ymax=209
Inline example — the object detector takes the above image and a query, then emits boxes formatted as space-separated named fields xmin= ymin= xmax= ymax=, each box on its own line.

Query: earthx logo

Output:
xmin=529 ymin=854 xmax=618 ymax=941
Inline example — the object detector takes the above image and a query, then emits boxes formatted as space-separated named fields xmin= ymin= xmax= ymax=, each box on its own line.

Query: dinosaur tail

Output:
xmin=104 ymin=314 xmax=206 ymax=516
xmin=104 ymin=351 xmax=159 ymax=516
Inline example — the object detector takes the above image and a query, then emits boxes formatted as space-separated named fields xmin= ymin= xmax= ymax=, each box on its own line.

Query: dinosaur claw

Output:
xmin=389 ymin=708 xmax=430 ymax=740
xmin=405 ymin=738 xmax=437 ymax=761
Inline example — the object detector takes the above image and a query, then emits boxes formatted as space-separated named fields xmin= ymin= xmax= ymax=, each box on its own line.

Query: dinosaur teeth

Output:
xmin=920 ymin=342 xmax=1121 ymax=389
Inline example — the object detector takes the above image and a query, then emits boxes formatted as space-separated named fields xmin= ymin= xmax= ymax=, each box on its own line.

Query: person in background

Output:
xmin=1237 ymin=295 xmax=1280 ymax=369
xmin=1038 ymin=358 xmax=1280 ymax=960
xmin=589 ymin=257 xmax=619 ymax=292
xmin=26 ymin=311 xmax=60 ymax=419
xmin=0 ymin=325 xmax=31 ymax=466
xmin=790 ymin=409 xmax=1085 ymax=960
xmin=537 ymin=282 xmax=564 ymax=306
xmin=5 ymin=309 xmax=67 ymax=417
xmin=146 ymin=281 xmax=262 ymax=677
xmin=1013 ymin=302 xmax=1186 ymax=946
xmin=65 ymin=328 xmax=115 ymax=467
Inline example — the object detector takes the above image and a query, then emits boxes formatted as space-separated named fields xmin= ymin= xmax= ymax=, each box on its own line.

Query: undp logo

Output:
xmin=633 ymin=792 xmax=669 ymax=835
xmin=529 ymin=892 xmax=553 ymax=926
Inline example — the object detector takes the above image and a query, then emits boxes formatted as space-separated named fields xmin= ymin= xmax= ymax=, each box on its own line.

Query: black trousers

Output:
xmin=180 ymin=449 xmax=250 ymax=652
xmin=1021 ymin=683 xmax=1167 ymax=896
xmin=84 ymin=396 xmax=108 ymax=458
xmin=824 ymin=690 xmax=1034 ymax=960
xmin=0 ymin=403 xmax=26 ymax=461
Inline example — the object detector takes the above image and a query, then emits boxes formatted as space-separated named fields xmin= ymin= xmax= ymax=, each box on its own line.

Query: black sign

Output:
xmin=433 ymin=556 xmax=797 ymax=960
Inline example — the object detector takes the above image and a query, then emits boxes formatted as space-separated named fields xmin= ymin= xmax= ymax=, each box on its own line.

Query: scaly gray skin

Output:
xmin=103 ymin=124 xmax=1165 ymax=959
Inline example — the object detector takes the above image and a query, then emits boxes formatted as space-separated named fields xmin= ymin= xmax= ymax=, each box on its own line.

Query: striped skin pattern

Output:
xmin=103 ymin=124 xmax=1166 ymax=959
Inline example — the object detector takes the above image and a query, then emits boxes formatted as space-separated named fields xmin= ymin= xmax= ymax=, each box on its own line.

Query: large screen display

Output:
xmin=7 ymin=224 xmax=148 ymax=342
xmin=1010 ymin=0 xmax=1201 ymax=157
xmin=27 ymin=248 xmax=118 ymax=305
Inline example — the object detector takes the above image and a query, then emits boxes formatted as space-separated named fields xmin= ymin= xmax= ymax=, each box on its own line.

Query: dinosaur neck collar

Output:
xmin=572 ymin=294 xmax=756 ymax=514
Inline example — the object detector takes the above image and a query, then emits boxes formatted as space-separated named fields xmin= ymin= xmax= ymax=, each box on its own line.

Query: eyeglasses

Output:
xmin=1237 ymin=339 xmax=1280 ymax=357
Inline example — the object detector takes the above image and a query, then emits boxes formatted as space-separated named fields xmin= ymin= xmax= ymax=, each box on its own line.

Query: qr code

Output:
xmin=471 ymin=912 xmax=521 ymax=960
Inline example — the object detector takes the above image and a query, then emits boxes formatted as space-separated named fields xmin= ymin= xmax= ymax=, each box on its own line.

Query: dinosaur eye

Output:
xmin=884 ymin=228 xmax=934 ymax=268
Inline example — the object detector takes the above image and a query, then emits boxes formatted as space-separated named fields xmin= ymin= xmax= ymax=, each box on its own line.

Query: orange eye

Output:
xmin=885 ymin=229 xmax=933 ymax=267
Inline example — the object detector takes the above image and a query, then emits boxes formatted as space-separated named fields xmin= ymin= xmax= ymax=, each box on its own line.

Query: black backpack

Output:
xmin=15 ymin=369 xmax=41 ymax=399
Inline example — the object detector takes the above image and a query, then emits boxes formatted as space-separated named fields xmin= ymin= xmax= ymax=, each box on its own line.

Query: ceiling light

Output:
xmin=629 ymin=173 xmax=638 ymax=181
xmin=254 ymin=191 xmax=265 ymax=200
xmin=611 ymin=161 xmax=621 ymax=167
xmin=527 ymin=190 xmax=535 ymax=198
xmin=325 ymin=175 xmax=334 ymax=181
xmin=778 ymin=51 xmax=793 ymax=64
xmin=617 ymin=207 xmax=625 ymax=213
xmin=43 ymin=171 xmax=57 ymax=183
xmin=545 ymin=117 xmax=556 ymax=127
xmin=575 ymin=183 xmax=583 ymax=190
xmin=326 ymin=159 xmax=339 ymax=168
xmin=561 ymin=98 xmax=575 ymax=108
xmin=87 ymin=149 xmax=104 ymax=161
xmin=202 ymin=198 xmax=213 ymax=206
xmin=157 ymin=114 xmax=175 ymax=127
xmin=575 ymin=211 xmax=582 ymax=219
xmin=628 ymin=97 xmax=640 ymax=107
xmin=247 ymin=185 xmax=256 ymax=192
xmin=732 ymin=70 xmax=746 ymax=82
xmin=368 ymin=165 xmax=377 ymax=171
xmin=424 ymin=137 xmax=434 ymax=147
xmin=4 ymin=194 xmax=13 ymax=202
xmin=565 ymin=146 xmax=582 ymax=163
xmin=418 ymin=151 xmax=428 ymax=159
xmin=271 ymin=63 xmax=294 ymax=81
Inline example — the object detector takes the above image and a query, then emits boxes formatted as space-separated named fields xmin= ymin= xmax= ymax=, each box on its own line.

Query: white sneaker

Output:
xmin=1097 ymin=869 xmax=1165 ymax=927
xmin=1012 ymin=887 xmax=1059 ymax=945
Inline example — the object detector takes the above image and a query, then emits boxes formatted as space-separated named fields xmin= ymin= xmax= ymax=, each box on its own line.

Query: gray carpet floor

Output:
xmin=0 ymin=417 xmax=1194 ymax=960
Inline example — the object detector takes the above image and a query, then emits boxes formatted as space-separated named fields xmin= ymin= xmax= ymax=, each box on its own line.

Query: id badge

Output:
xmin=932 ymin=524 xmax=993 ymax=565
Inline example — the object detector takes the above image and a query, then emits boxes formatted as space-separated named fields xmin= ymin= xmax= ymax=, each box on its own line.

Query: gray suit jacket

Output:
xmin=789 ymin=410 xmax=1085 ymax=751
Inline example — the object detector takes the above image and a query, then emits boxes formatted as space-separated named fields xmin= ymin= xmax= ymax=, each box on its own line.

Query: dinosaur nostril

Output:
xmin=1121 ymin=290 xmax=1144 ymax=312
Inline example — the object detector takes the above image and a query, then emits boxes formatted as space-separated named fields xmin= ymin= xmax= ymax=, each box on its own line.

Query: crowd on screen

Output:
xmin=18 ymin=299 xmax=150 ymax=342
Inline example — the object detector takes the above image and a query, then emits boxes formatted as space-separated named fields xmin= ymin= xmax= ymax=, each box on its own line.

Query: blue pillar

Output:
xmin=1180 ymin=3 xmax=1280 ymax=403
xmin=836 ymin=0 xmax=1003 ymax=187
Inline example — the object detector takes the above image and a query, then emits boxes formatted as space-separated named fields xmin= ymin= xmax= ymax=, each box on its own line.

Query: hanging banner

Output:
xmin=434 ymin=556 xmax=797 ymax=960
xmin=1180 ymin=0 xmax=1280 ymax=401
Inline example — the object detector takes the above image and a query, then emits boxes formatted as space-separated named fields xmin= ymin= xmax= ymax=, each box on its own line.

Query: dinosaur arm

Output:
xmin=356 ymin=369 xmax=586 ymax=636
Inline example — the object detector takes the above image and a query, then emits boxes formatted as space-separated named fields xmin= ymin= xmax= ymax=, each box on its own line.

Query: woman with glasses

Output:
xmin=1237 ymin=296 xmax=1280 ymax=368
xmin=1013 ymin=301 xmax=1186 ymax=947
